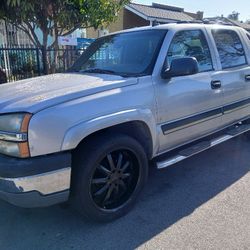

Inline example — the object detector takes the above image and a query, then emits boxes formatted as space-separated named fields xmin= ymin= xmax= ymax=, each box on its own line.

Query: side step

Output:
xmin=156 ymin=123 xmax=250 ymax=169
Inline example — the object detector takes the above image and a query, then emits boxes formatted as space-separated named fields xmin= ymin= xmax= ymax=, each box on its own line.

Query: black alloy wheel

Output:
xmin=71 ymin=133 xmax=148 ymax=222
xmin=90 ymin=149 xmax=140 ymax=210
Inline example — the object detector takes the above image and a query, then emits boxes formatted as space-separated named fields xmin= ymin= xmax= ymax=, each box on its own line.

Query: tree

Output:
xmin=0 ymin=0 xmax=129 ymax=73
xmin=228 ymin=11 xmax=240 ymax=21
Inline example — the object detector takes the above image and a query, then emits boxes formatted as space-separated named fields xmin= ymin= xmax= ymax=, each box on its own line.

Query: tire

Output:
xmin=71 ymin=133 xmax=148 ymax=222
xmin=243 ymin=131 xmax=250 ymax=140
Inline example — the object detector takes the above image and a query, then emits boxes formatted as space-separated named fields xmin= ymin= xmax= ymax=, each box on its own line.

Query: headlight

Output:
xmin=0 ymin=113 xmax=32 ymax=158
xmin=0 ymin=113 xmax=31 ymax=132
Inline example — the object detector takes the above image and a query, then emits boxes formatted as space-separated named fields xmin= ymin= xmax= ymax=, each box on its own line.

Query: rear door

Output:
xmin=209 ymin=28 xmax=250 ymax=126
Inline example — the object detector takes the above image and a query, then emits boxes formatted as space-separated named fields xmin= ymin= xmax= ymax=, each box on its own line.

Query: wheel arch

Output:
xmin=61 ymin=109 xmax=158 ymax=159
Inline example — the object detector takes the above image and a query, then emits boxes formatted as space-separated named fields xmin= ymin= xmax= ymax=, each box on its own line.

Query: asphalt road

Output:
xmin=0 ymin=136 xmax=249 ymax=250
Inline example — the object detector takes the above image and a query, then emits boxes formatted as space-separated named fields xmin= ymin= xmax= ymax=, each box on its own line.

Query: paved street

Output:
xmin=0 ymin=136 xmax=249 ymax=250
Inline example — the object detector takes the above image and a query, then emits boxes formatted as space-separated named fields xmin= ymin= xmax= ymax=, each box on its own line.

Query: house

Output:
xmin=228 ymin=19 xmax=250 ymax=32
xmin=0 ymin=20 xmax=33 ymax=47
xmin=86 ymin=2 xmax=204 ymax=38
xmin=0 ymin=20 xmax=56 ymax=47
xmin=204 ymin=17 xmax=250 ymax=32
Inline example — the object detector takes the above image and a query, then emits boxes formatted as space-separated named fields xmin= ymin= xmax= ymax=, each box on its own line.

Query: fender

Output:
xmin=61 ymin=108 xmax=158 ymax=156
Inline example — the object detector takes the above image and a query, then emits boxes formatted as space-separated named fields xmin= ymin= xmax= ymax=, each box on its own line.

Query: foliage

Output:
xmin=0 ymin=0 xmax=129 ymax=73
xmin=228 ymin=11 xmax=240 ymax=21
xmin=0 ymin=0 xmax=129 ymax=48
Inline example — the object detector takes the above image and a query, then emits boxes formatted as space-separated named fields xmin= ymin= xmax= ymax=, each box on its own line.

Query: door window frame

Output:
xmin=165 ymin=29 xmax=215 ymax=73
xmin=211 ymin=29 xmax=248 ymax=70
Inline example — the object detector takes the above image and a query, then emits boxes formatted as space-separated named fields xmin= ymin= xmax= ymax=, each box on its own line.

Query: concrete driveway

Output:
xmin=0 ymin=136 xmax=249 ymax=250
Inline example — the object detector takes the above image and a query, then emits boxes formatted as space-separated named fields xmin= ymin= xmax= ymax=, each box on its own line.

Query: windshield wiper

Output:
xmin=80 ymin=68 xmax=117 ymax=75
xmin=77 ymin=68 xmax=147 ymax=78
xmin=119 ymin=72 xmax=148 ymax=77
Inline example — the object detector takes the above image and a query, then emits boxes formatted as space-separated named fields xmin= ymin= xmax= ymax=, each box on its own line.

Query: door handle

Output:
xmin=211 ymin=80 xmax=221 ymax=89
xmin=245 ymin=75 xmax=250 ymax=82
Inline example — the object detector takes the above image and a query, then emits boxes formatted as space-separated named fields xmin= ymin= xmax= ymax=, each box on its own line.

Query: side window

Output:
xmin=212 ymin=30 xmax=246 ymax=69
xmin=247 ymin=33 xmax=250 ymax=41
xmin=167 ymin=30 xmax=213 ymax=72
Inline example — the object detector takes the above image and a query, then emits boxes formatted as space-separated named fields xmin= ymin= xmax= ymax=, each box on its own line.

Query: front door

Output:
xmin=154 ymin=29 xmax=224 ymax=153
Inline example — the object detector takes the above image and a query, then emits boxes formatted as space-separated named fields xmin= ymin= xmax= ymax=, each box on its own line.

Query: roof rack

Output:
xmin=152 ymin=20 xmax=160 ymax=26
xmin=151 ymin=20 xmax=236 ymax=27
xmin=202 ymin=19 xmax=234 ymax=26
xmin=176 ymin=20 xmax=203 ymax=24
xmin=174 ymin=20 xmax=234 ymax=26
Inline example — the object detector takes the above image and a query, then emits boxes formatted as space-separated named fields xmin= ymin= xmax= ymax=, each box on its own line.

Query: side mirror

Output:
xmin=161 ymin=57 xmax=199 ymax=79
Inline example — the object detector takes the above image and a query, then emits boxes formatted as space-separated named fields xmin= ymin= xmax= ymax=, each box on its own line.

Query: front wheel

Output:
xmin=71 ymin=133 xmax=148 ymax=222
xmin=243 ymin=130 xmax=250 ymax=140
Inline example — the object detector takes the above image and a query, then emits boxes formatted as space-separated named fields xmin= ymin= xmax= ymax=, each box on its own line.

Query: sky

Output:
xmin=134 ymin=0 xmax=250 ymax=22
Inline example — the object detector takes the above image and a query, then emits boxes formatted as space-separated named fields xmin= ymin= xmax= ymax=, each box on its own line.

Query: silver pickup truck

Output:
xmin=0 ymin=23 xmax=250 ymax=222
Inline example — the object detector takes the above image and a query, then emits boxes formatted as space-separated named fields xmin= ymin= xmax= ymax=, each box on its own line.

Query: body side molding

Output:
xmin=161 ymin=97 xmax=250 ymax=135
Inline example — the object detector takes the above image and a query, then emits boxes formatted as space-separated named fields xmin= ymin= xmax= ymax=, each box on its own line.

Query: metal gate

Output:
xmin=0 ymin=46 xmax=84 ymax=82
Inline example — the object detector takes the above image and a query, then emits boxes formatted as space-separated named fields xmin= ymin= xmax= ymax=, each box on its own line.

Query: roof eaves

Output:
xmin=125 ymin=4 xmax=150 ymax=21
xmin=125 ymin=4 xmax=194 ymax=23
xmin=230 ymin=20 xmax=250 ymax=30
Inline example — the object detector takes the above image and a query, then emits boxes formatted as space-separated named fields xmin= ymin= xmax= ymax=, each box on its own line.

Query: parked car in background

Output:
xmin=0 ymin=23 xmax=250 ymax=222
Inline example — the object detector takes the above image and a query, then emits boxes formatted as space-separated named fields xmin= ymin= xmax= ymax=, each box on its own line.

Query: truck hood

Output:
xmin=0 ymin=73 xmax=137 ymax=113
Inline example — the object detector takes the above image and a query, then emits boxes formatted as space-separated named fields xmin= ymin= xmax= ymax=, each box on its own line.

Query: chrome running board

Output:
xmin=156 ymin=123 xmax=250 ymax=169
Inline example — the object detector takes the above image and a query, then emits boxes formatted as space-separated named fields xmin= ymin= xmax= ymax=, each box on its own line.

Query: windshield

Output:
xmin=70 ymin=29 xmax=167 ymax=77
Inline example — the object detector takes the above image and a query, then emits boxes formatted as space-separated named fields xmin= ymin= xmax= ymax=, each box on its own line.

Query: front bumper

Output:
xmin=0 ymin=152 xmax=71 ymax=208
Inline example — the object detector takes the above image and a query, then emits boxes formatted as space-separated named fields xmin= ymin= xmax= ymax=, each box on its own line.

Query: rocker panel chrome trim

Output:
xmin=157 ymin=124 xmax=250 ymax=169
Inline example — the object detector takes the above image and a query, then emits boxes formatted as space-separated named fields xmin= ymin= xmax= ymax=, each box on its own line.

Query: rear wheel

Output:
xmin=71 ymin=133 xmax=148 ymax=222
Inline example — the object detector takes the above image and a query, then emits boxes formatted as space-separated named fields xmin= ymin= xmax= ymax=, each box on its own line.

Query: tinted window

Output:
xmin=167 ymin=30 xmax=213 ymax=72
xmin=212 ymin=30 xmax=246 ymax=69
